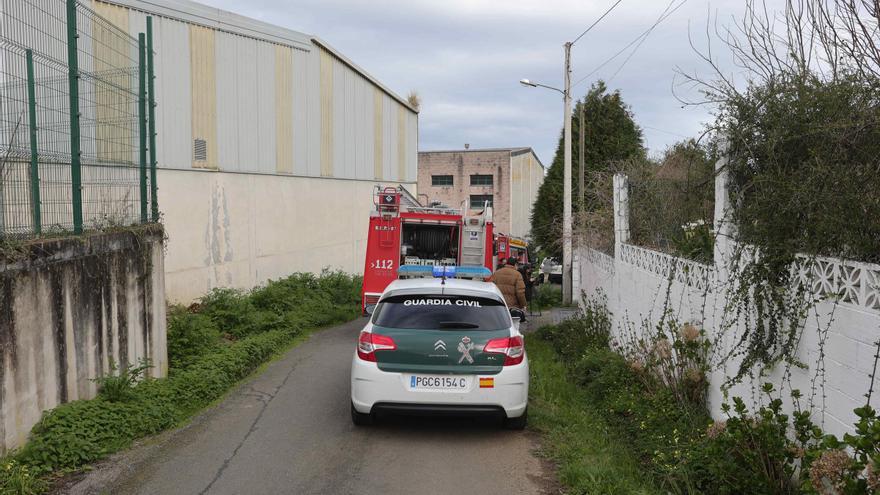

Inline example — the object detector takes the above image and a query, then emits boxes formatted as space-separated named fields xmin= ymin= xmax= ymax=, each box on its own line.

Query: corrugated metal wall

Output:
xmin=99 ymin=0 xmax=417 ymax=183
xmin=509 ymin=150 xmax=545 ymax=238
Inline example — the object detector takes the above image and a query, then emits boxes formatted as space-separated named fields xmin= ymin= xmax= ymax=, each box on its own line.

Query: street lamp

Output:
xmin=519 ymin=79 xmax=563 ymax=95
xmin=520 ymin=42 xmax=574 ymax=306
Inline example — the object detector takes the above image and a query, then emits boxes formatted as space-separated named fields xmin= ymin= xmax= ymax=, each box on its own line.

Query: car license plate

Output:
xmin=408 ymin=375 xmax=470 ymax=391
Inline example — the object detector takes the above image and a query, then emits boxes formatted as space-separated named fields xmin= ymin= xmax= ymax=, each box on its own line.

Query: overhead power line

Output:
xmin=572 ymin=0 xmax=688 ymax=89
xmin=571 ymin=0 xmax=624 ymax=45
xmin=607 ymin=0 xmax=688 ymax=83
xmin=642 ymin=125 xmax=691 ymax=138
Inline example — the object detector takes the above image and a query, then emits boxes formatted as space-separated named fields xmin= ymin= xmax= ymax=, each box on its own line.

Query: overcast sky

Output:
xmin=197 ymin=0 xmax=761 ymax=165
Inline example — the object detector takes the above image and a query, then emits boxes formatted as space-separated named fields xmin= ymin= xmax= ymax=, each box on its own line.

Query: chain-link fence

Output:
xmin=0 ymin=0 xmax=158 ymax=239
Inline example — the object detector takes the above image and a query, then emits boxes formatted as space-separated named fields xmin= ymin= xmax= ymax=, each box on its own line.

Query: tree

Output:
xmin=678 ymin=0 xmax=880 ymax=262
xmin=530 ymin=81 xmax=644 ymax=258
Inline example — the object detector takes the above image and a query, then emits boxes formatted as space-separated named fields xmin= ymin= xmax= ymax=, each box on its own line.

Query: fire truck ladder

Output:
xmin=460 ymin=200 xmax=493 ymax=267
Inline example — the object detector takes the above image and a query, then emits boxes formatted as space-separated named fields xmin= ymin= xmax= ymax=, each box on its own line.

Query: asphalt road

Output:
xmin=106 ymin=318 xmax=551 ymax=495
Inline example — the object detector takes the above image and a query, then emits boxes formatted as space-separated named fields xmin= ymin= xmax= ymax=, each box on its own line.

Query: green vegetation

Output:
xmin=625 ymin=140 xmax=717 ymax=263
xmin=0 ymin=271 xmax=361 ymax=493
xmin=531 ymin=81 xmax=644 ymax=258
xmin=531 ymin=283 xmax=563 ymax=310
xmin=0 ymin=461 xmax=47 ymax=495
xmin=535 ymin=301 xmax=880 ymax=494
xmin=91 ymin=359 xmax=152 ymax=403
xmin=528 ymin=337 xmax=660 ymax=494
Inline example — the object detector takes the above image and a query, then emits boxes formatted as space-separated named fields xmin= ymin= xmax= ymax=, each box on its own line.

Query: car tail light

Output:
xmin=357 ymin=331 xmax=396 ymax=362
xmin=483 ymin=336 xmax=525 ymax=366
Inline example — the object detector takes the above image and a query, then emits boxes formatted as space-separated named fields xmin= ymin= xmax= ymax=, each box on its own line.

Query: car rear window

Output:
xmin=371 ymin=294 xmax=510 ymax=330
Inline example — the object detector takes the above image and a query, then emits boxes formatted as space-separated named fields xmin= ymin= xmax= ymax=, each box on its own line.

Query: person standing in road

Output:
xmin=519 ymin=263 xmax=535 ymax=313
xmin=492 ymin=257 xmax=528 ymax=314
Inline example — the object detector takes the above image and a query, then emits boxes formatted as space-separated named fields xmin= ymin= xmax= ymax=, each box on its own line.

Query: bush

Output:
xmin=92 ymin=359 xmax=152 ymax=402
xmin=166 ymin=308 xmax=219 ymax=368
xmin=532 ymin=283 xmax=563 ymax=309
xmin=5 ymin=271 xmax=361 ymax=488
xmin=197 ymin=270 xmax=360 ymax=340
xmin=686 ymin=392 xmax=802 ymax=494
xmin=536 ymin=296 xmax=611 ymax=359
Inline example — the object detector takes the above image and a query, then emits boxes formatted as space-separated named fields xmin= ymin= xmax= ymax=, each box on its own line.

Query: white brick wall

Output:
xmin=578 ymin=243 xmax=880 ymax=438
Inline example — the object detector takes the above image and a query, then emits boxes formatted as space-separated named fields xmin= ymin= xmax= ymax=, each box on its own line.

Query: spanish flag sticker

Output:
xmin=479 ymin=377 xmax=494 ymax=388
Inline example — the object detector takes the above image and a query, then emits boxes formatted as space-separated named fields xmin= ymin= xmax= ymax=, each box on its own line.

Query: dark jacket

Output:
xmin=492 ymin=265 xmax=527 ymax=309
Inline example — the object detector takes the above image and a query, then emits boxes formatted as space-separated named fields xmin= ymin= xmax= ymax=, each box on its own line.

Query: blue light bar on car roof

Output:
xmin=397 ymin=265 xmax=491 ymax=279
xmin=432 ymin=265 xmax=456 ymax=278
xmin=454 ymin=266 xmax=492 ymax=278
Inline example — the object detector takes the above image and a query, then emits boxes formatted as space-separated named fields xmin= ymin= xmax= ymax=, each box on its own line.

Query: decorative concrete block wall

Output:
xmin=576 ymin=168 xmax=880 ymax=438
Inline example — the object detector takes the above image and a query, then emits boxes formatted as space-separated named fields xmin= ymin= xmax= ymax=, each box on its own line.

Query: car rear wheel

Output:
xmin=504 ymin=408 xmax=527 ymax=430
xmin=351 ymin=403 xmax=374 ymax=426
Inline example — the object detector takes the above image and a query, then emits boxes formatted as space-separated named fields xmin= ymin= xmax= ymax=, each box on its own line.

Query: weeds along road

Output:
xmin=105 ymin=318 xmax=550 ymax=495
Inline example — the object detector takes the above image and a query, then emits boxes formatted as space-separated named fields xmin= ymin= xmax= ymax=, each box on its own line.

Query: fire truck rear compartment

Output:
xmin=400 ymin=223 xmax=459 ymax=264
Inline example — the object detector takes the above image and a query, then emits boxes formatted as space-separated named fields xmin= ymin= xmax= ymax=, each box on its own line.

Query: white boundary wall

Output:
xmin=576 ymin=160 xmax=880 ymax=438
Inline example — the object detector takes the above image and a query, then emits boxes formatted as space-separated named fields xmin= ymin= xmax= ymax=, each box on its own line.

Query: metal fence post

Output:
xmin=146 ymin=17 xmax=158 ymax=222
xmin=25 ymin=49 xmax=41 ymax=235
xmin=138 ymin=33 xmax=148 ymax=223
xmin=66 ymin=0 xmax=83 ymax=234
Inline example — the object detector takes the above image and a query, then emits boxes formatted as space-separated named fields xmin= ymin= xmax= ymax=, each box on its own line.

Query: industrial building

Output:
xmin=417 ymin=148 xmax=544 ymax=239
xmin=94 ymin=0 xmax=419 ymax=302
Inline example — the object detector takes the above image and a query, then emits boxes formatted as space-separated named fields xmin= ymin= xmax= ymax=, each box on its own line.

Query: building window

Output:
xmin=432 ymin=175 xmax=453 ymax=186
xmin=470 ymin=174 xmax=493 ymax=186
xmin=470 ymin=194 xmax=493 ymax=208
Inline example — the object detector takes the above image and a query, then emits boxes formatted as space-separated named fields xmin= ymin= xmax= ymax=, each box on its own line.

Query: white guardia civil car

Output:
xmin=350 ymin=276 xmax=529 ymax=429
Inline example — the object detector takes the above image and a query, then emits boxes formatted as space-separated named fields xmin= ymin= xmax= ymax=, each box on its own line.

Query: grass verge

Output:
xmin=532 ymin=300 xmax=880 ymax=494
xmin=527 ymin=336 xmax=661 ymax=495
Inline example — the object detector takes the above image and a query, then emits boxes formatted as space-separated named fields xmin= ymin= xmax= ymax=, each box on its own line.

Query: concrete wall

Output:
xmin=0 ymin=228 xmax=167 ymax=454
xmin=575 ymin=171 xmax=880 ymax=438
xmin=159 ymin=169 xmax=410 ymax=303
xmin=509 ymin=149 xmax=544 ymax=238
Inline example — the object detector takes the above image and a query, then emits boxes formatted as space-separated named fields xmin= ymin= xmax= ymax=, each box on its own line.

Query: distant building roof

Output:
xmin=419 ymin=147 xmax=545 ymax=168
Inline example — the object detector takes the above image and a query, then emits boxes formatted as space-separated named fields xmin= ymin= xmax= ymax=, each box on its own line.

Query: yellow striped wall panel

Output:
xmin=397 ymin=105 xmax=406 ymax=181
xmin=189 ymin=25 xmax=217 ymax=169
xmin=319 ymin=48 xmax=333 ymax=177
xmin=93 ymin=1 xmax=131 ymax=163
xmin=275 ymin=45 xmax=294 ymax=174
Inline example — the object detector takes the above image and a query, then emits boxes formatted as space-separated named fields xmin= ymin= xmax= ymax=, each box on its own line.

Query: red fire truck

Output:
xmin=360 ymin=186 xmax=495 ymax=314
xmin=494 ymin=233 xmax=529 ymax=267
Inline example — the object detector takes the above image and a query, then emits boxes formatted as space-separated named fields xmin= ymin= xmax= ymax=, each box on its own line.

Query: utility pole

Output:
xmin=578 ymin=102 xmax=585 ymax=221
xmin=520 ymin=2 xmax=623 ymax=304
xmin=562 ymin=41 xmax=573 ymax=305
xmin=518 ymin=42 xmax=577 ymax=305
